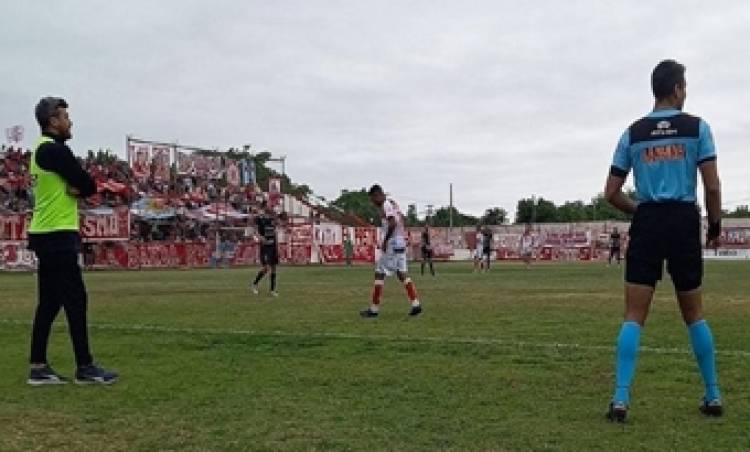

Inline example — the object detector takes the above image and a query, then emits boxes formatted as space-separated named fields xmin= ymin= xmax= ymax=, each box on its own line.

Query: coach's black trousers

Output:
xmin=29 ymin=250 xmax=93 ymax=367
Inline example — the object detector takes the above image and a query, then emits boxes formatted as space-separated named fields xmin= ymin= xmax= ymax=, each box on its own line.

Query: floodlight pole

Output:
xmin=266 ymin=155 xmax=287 ymax=177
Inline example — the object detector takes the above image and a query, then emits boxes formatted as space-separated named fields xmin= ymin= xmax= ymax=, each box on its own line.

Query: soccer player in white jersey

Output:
xmin=520 ymin=224 xmax=534 ymax=269
xmin=473 ymin=226 xmax=484 ymax=272
xmin=360 ymin=185 xmax=423 ymax=318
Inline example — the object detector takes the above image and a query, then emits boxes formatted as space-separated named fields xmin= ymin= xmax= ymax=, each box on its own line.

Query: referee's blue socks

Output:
xmin=613 ymin=321 xmax=641 ymax=404
xmin=688 ymin=319 xmax=721 ymax=401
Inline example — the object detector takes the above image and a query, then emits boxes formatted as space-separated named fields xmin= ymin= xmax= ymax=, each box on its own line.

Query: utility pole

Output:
xmin=449 ymin=183 xmax=454 ymax=231
xmin=531 ymin=194 xmax=537 ymax=224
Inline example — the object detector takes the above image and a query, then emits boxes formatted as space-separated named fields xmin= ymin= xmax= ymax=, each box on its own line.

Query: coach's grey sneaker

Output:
xmin=27 ymin=365 xmax=68 ymax=386
xmin=75 ymin=364 xmax=119 ymax=385
xmin=270 ymin=290 xmax=279 ymax=298
xmin=251 ymin=284 xmax=259 ymax=295
xmin=699 ymin=398 xmax=723 ymax=417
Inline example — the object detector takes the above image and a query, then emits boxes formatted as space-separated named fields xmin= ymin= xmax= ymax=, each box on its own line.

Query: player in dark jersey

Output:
xmin=420 ymin=225 xmax=435 ymax=276
xmin=608 ymin=227 xmax=622 ymax=266
xmin=604 ymin=60 xmax=723 ymax=422
xmin=251 ymin=203 xmax=280 ymax=297
xmin=481 ymin=227 xmax=493 ymax=271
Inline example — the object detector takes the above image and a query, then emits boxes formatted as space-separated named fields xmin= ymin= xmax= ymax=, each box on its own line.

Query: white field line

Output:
xmin=2 ymin=318 xmax=749 ymax=358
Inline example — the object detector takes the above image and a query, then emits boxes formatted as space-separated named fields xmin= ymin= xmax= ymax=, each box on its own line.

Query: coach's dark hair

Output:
xmin=368 ymin=184 xmax=383 ymax=196
xmin=651 ymin=60 xmax=685 ymax=100
xmin=35 ymin=97 xmax=68 ymax=129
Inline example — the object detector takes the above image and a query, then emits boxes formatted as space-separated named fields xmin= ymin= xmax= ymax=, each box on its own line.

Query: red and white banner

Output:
xmin=268 ymin=178 xmax=282 ymax=209
xmin=1 ymin=243 xmax=37 ymax=270
xmin=720 ymin=227 xmax=750 ymax=248
xmin=151 ymin=146 xmax=172 ymax=182
xmin=129 ymin=144 xmax=151 ymax=182
xmin=0 ymin=207 xmax=130 ymax=244
xmin=176 ymin=151 xmax=195 ymax=175
xmin=80 ymin=208 xmax=131 ymax=242
xmin=226 ymin=161 xmax=240 ymax=187
xmin=0 ymin=213 xmax=26 ymax=243
xmin=5 ymin=125 xmax=24 ymax=144
xmin=351 ymin=227 xmax=377 ymax=263
xmin=314 ymin=223 xmax=343 ymax=263
xmin=406 ymin=228 xmax=455 ymax=260
xmin=0 ymin=222 xmax=375 ymax=270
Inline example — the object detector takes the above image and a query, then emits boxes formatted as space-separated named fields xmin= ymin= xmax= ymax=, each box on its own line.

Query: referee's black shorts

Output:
xmin=625 ymin=202 xmax=702 ymax=292
xmin=260 ymin=244 xmax=279 ymax=266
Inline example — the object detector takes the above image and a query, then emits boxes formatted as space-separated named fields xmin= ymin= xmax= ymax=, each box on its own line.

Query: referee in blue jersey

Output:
xmin=604 ymin=60 xmax=723 ymax=422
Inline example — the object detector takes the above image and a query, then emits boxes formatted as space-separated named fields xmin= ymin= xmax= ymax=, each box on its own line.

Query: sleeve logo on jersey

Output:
xmin=643 ymin=143 xmax=685 ymax=163
xmin=650 ymin=120 xmax=678 ymax=137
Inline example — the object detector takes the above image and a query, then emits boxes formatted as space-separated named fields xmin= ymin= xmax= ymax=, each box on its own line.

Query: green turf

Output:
xmin=1 ymin=261 xmax=749 ymax=451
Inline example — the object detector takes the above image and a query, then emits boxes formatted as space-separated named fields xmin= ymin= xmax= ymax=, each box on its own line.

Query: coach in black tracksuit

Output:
xmin=26 ymin=97 xmax=118 ymax=386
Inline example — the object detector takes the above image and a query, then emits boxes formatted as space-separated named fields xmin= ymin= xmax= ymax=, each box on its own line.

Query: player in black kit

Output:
xmin=251 ymin=203 xmax=281 ymax=297
xmin=420 ymin=225 xmax=435 ymax=276
xmin=608 ymin=227 xmax=622 ymax=266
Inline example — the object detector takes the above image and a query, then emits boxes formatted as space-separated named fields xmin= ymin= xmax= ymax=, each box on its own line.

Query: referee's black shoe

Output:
xmin=75 ymin=364 xmax=119 ymax=385
xmin=699 ymin=398 xmax=724 ymax=417
xmin=606 ymin=402 xmax=628 ymax=423
xmin=360 ymin=308 xmax=379 ymax=318
xmin=27 ymin=365 xmax=69 ymax=386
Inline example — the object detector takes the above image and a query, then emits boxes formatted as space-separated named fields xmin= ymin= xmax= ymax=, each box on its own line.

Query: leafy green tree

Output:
xmin=556 ymin=201 xmax=588 ymax=222
xmin=725 ymin=205 xmax=750 ymax=218
xmin=405 ymin=204 xmax=421 ymax=226
xmin=431 ymin=206 xmax=478 ymax=227
xmin=481 ymin=207 xmax=508 ymax=225
xmin=331 ymin=189 xmax=380 ymax=225
xmin=515 ymin=198 xmax=535 ymax=224
xmin=515 ymin=197 xmax=557 ymax=223
xmin=590 ymin=190 xmax=635 ymax=221
xmin=515 ymin=189 xmax=637 ymax=224
xmin=535 ymin=198 xmax=558 ymax=222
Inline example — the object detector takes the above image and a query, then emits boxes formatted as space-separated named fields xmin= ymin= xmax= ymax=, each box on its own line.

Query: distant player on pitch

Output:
xmin=473 ymin=226 xmax=484 ymax=272
xmin=360 ymin=185 xmax=422 ymax=318
xmin=608 ymin=227 xmax=622 ymax=266
xmin=604 ymin=60 xmax=723 ymax=422
xmin=519 ymin=224 xmax=534 ymax=269
xmin=251 ymin=202 xmax=281 ymax=297
xmin=420 ymin=225 xmax=436 ymax=277
xmin=481 ymin=226 xmax=493 ymax=272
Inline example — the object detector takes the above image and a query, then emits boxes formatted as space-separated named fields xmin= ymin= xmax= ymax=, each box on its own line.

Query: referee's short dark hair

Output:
xmin=651 ymin=60 xmax=686 ymax=100
xmin=35 ymin=96 xmax=68 ymax=129
xmin=368 ymin=184 xmax=383 ymax=196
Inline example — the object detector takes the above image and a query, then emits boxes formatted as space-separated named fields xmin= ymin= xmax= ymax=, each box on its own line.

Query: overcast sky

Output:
xmin=1 ymin=1 xmax=748 ymax=218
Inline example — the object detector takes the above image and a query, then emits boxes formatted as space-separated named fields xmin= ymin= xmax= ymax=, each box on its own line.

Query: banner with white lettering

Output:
xmin=0 ymin=207 xmax=130 ymax=243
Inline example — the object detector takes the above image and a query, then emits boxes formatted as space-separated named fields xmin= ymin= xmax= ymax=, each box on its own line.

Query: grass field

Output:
xmin=1 ymin=261 xmax=749 ymax=451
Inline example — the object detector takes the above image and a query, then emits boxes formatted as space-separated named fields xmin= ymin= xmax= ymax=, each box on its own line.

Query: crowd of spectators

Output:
xmin=0 ymin=145 xmax=33 ymax=213
xmin=1 ymin=145 xmax=268 ymax=242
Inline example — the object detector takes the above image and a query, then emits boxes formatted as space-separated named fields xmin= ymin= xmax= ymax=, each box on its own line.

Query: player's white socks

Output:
xmin=411 ymin=299 xmax=420 ymax=307
xmin=370 ymin=305 xmax=380 ymax=313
